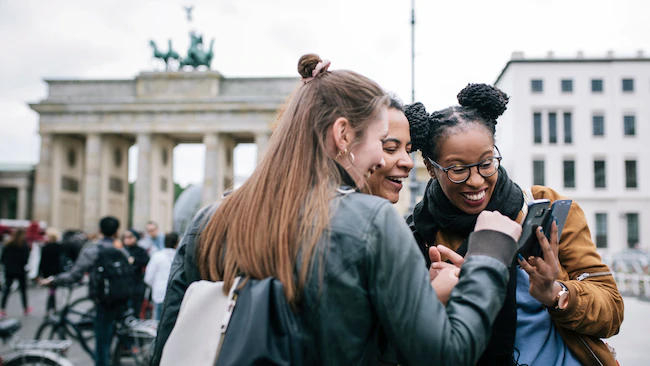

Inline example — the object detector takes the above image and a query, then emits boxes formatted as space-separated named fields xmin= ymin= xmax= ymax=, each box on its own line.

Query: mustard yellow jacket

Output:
xmin=434 ymin=186 xmax=624 ymax=366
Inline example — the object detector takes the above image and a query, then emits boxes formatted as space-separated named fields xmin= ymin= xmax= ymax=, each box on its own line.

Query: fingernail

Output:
xmin=517 ymin=253 xmax=524 ymax=261
xmin=554 ymin=217 xmax=558 ymax=224
xmin=539 ymin=227 xmax=544 ymax=233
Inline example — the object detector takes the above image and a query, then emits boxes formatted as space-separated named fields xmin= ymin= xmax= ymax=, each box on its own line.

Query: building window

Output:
xmin=161 ymin=177 xmax=168 ymax=192
xmin=563 ymin=160 xmax=575 ymax=188
xmin=591 ymin=79 xmax=603 ymax=92
xmin=113 ymin=149 xmax=122 ymax=168
xmin=561 ymin=79 xmax=573 ymax=93
xmin=625 ymin=160 xmax=637 ymax=188
xmin=162 ymin=148 xmax=169 ymax=166
xmin=563 ymin=112 xmax=572 ymax=143
xmin=531 ymin=79 xmax=543 ymax=93
xmin=595 ymin=213 xmax=608 ymax=248
xmin=626 ymin=213 xmax=639 ymax=248
xmin=592 ymin=115 xmax=605 ymax=136
xmin=109 ymin=177 xmax=123 ymax=193
xmin=624 ymin=115 xmax=636 ymax=136
xmin=594 ymin=160 xmax=606 ymax=188
xmin=533 ymin=112 xmax=542 ymax=143
xmin=67 ymin=149 xmax=77 ymax=168
xmin=533 ymin=160 xmax=545 ymax=186
xmin=622 ymin=78 xmax=634 ymax=92
xmin=548 ymin=112 xmax=557 ymax=144
xmin=61 ymin=176 xmax=79 ymax=193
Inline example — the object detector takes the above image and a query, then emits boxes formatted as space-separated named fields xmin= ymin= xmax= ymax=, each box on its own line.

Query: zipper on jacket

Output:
xmin=579 ymin=336 xmax=603 ymax=366
xmin=576 ymin=271 xmax=612 ymax=281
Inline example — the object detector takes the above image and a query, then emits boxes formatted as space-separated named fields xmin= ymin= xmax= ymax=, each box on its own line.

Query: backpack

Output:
xmin=89 ymin=245 xmax=133 ymax=308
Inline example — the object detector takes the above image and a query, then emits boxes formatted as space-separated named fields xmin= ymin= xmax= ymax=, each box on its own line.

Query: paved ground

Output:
xmin=1 ymin=285 xmax=647 ymax=365
xmin=0 ymin=285 xmax=95 ymax=364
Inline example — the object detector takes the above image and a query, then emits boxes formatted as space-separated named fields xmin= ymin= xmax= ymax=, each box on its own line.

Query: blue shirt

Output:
xmin=514 ymin=268 xmax=581 ymax=366
xmin=152 ymin=235 xmax=165 ymax=251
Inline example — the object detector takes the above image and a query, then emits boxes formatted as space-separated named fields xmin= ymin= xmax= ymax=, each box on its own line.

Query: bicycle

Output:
xmin=34 ymin=285 xmax=96 ymax=358
xmin=111 ymin=311 xmax=157 ymax=366
xmin=0 ymin=317 xmax=74 ymax=366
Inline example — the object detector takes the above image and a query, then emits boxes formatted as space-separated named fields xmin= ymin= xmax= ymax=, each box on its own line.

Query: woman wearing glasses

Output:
xmin=405 ymin=83 xmax=623 ymax=366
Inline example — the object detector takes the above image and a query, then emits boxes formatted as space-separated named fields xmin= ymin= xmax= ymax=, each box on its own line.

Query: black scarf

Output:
xmin=409 ymin=166 xmax=523 ymax=366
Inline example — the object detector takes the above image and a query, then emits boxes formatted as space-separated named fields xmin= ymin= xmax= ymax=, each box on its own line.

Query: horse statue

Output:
xmin=149 ymin=40 xmax=180 ymax=70
xmin=178 ymin=33 xmax=215 ymax=69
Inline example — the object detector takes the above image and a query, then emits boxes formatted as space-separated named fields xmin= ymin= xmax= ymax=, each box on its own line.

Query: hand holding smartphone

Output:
xmin=517 ymin=199 xmax=572 ymax=259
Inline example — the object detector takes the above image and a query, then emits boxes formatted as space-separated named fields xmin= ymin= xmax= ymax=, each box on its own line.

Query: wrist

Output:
xmin=544 ymin=281 xmax=569 ymax=310
xmin=541 ymin=281 xmax=563 ymax=307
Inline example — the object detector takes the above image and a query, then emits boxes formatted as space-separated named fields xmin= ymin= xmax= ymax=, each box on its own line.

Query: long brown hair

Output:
xmin=5 ymin=228 xmax=26 ymax=248
xmin=197 ymin=54 xmax=389 ymax=305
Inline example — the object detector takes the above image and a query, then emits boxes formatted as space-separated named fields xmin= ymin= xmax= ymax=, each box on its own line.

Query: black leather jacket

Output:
xmin=151 ymin=189 xmax=517 ymax=366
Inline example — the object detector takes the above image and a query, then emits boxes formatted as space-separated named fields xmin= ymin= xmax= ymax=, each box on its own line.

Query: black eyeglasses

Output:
xmin=427 ymin=146 xmax=502 ymax=184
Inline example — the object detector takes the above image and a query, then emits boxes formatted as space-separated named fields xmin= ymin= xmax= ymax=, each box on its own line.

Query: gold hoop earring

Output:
xmin=349 ymin=152 xmax=355 ymax=163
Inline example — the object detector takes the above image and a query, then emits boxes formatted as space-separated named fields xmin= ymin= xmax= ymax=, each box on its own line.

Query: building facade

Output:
xmin=29 ymin=71 xmax=297 ymax=233
xmin=0 ymin=164 xmax=34 ymax=220
xmin=494 ymin=51 xmax=650 ymax=253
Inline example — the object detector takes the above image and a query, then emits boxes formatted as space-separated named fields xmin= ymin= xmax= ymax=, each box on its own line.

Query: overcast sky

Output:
xmin=1 ymin=0 xmax=648 ymax=186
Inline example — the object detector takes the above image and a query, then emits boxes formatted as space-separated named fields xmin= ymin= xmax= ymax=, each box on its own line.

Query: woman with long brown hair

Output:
xmin=1 ymin=228 xmax=32 ymax=317
xmin=151 ymin=54 xmax=523 ymax=365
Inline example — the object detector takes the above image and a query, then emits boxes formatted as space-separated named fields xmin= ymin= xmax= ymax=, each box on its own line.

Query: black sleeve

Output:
xmin=133 ymin=247 xmax=150 ymax=269
xmin=22 ymin=245 xmax=31 ymax=265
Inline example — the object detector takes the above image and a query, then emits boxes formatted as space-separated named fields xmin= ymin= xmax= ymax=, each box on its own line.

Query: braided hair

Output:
xmin=405 ymin=83 xmax=509 ymax=160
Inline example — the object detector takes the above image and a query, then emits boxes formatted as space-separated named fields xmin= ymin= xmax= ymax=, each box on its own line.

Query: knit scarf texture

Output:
xmin=410 ymin=166 xmax=524 ymax=366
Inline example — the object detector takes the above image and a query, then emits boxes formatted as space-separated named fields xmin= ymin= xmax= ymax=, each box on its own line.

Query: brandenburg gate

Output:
xmin=29 ymin=71 xmax=297 ymax=233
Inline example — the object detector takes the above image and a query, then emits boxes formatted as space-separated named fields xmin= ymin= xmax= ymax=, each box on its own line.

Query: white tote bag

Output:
xmin=160 ymin=277 xmax=240 ymax=366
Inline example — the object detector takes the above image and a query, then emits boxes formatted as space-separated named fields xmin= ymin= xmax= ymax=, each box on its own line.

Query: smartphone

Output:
xmin=518 ymin=199 xmax=573 ymax=259
xmin=517 ymin=199 xmax=551 ymax=259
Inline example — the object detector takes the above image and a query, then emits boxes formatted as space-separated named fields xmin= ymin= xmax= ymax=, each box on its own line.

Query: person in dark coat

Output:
xmin=122 ymin=229 xmax=149 ymax=318
xmin=38 ymin=228 xmax=64 ymax=314
xmin=1 ymin=228 xmax=32 ymax=317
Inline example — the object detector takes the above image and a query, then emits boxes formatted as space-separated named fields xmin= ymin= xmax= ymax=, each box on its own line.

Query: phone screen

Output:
xmin=544 ymin=199 xmax=572 ymax=241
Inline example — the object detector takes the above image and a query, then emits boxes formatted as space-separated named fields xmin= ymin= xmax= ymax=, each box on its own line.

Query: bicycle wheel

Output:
xmin=66 ymin=320 xmax=95 ymax=359
xmin=111 ymin=338 xmax=142 ymax=366
xmin=34 ymin=321 xmax=66 ymax=341
xmin=67 ymin=297 xmax=95 ymax=330
xmin=66 ymin=297 xmax=96 ymax=357
xmin=1 ymin=349 xmax=74 ymax=366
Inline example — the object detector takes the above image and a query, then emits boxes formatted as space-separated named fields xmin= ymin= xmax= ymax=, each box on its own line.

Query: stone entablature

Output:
xmin=30 ymin=71 xmax=296 ymax=232
xmin=41 ymin=72 xmax=298 ymax=101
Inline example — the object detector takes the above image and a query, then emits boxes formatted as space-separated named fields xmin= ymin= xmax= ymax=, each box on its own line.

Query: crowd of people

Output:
xmin=0 ymin=219 xmax=179 ymax=366
xmin=1 ymin=53 xmax=624 ymax=366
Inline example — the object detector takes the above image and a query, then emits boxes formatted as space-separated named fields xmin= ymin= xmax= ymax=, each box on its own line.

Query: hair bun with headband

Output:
xmin=298 ymin=54 xmax=331 ymax=84
xmin=457 ymin=83 xmax=509 ymax=121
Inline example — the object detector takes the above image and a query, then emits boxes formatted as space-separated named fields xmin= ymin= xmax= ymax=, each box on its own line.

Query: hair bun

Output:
xmin=297 ymin=54 xmax=323 ymax=79
xmin=457 ymin=83 xmax=509 ymax=120
xmin=404 ymin=102 xmax=431 ymax=152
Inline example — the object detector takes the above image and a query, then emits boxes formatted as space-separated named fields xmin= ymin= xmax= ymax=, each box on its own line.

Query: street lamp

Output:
xmin=406 ymin=0 xmax=419 ymax=216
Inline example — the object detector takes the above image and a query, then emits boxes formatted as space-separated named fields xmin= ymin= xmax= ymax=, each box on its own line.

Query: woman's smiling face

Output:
xmin=430 ymin=125 xmax=498 ymax=215
xmin=367 ymin=108 xmax=413 ymax=203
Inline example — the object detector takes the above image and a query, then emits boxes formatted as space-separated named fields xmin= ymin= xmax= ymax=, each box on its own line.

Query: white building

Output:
xmin=494 ymin=51 xmax=650 ymax=254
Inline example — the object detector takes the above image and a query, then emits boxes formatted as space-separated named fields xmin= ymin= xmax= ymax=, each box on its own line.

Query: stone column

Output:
xmin=202 ymin=133 xmax=225 ymax=207
xmin=255 ymin=132 xmax=270 ymax=164
xmin=133 ymin=133 xmax=152 ymax=230
xmin=33 ymin=134 xmax=52 ymax=222
xmin=83 ymin=134 xmax=102 ymax=233
xmin=17 ymin=185 xmax=28 ymax=220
